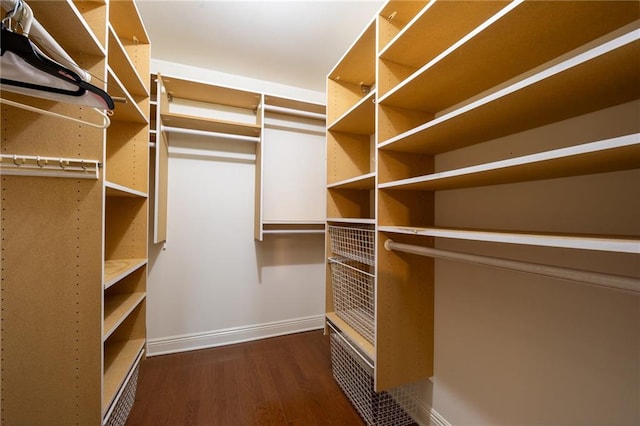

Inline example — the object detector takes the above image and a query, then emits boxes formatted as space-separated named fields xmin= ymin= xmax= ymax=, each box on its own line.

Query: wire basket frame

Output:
xmin=328 ymin=225 xmax=375 ymax=266
xmin=330 ymin=257 xmax=375 ymax=344
xmin=104 ymin=362 xmax=140 ymax=426
xmin=330 ymin=328 xmax=418 ymax=426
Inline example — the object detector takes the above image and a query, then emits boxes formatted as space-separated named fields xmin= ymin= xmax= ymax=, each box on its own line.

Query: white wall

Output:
xmin=147 ymin=60 xmax=327 ymax=355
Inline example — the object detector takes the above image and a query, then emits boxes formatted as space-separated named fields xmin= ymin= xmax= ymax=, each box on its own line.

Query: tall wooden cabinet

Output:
xmin=1 ymin=1 xmax=150 ymax=424
xmin=326 ymin=1 xmax=639 ymax=424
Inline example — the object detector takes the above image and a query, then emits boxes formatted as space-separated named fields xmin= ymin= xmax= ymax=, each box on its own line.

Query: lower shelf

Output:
xmin=103 ymin=349 xmax=144 ymax=426
xmin=326 ymin=312 xmax=374 ymax=362
xmin=103 ymin=338 xmax=145 ymax=414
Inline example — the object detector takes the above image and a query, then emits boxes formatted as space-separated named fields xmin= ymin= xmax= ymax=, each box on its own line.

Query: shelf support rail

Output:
xmin=384 ymin=239 xmax=640 ymax=294
xmin=0 ymin=154 xmax=100 ymax=179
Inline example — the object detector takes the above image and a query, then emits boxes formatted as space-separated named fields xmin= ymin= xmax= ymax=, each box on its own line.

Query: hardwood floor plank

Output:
xmin=125 ymin=331 xmax=368 ymax=426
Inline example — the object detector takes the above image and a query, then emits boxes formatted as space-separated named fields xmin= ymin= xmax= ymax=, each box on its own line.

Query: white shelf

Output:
xmin=327 ymin=218 xmax=376 ymax=225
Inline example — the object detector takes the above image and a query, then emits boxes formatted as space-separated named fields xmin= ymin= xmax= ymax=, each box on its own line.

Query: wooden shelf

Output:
xmin=379 ymin=226 xmax=640 ymax=254
xmin=328 ymin=19 xmax=376 ymax=85
xmin=326 ymin=312 xmax=375 ymax=362
xmin=104 ymin=258 xmax=147 ymax=289
xmin=377 ymin=0 xmax=429 ymax=53
xmin=161 ymin=76 xmax=261 ymax=110
xmin=161 ymin=112 xmax=261 ymax=137
xmin=103 ymin=338 xmax=145 ymax=413
xmin=108 ymin=0 xmax=150 ymax=46
xmin=105 ymin=181 xmax=148 ymax=198
xmin=378 ymin=135 xmax=640 ymax=190
xmin=379 ymin=32 xmax=640 ymax=154
xmin=328 ymin=91 xmax=375 ymax=134
xmin=379 ymin=2 xmax=640 ymax=111
xmin=29 ymin=1 xmax=105 ymax=56
xmin=107 ymin=25 xmax=148 ymax=98
xmin=328 ymin=172 xmax=375 ymax=190
xmin=103 ymin=293 xmax=145 ymax=339
xmin=108 ymin=68 xmax=149 ymax=124
xmin=264 ymin=95 xmax=325 ymax=116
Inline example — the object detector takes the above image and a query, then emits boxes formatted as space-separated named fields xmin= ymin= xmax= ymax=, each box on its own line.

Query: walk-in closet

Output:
xmin=1 ymin=1 xmax=638 ymax=425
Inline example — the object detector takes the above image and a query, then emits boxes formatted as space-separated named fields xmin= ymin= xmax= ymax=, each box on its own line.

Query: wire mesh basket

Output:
xmin=328 ymin=225 xmax=375 ymax=266
xmin=329 ymin=257 xmax=375 ymax=345
xmin=329 ymin=325 xmax=418 ymax=426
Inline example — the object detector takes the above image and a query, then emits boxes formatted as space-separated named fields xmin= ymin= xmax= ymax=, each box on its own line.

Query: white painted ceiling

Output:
xmin=136 ymin=0 xmax=385 ymax=92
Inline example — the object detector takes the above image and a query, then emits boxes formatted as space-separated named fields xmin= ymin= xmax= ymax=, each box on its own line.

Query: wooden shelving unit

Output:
xmin=326 ymin=1 xmax=640 ymax=422
xmin=152 ymin=75 xmax=327 ymax=242
xmin=0 ymin=1 xmax=150 ymax=424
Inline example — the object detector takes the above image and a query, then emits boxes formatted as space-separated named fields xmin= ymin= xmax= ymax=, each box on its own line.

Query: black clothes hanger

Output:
xmin=1 ymin=24 xmax=115 ymax=110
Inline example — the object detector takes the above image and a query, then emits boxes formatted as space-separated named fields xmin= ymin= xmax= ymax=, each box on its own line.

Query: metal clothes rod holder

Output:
xmin=0 ymin=154 xmax=100 ymax=179
xmin=263 ymin=104 xmax=326 ymax=121
xmin=384 ymin=239 xmax=640 ymax=294
xmin=162 ymin=126 xmax=260 ymax=143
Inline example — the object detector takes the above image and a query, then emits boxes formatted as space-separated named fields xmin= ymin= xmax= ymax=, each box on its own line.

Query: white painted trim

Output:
xmin=414 ymin=401 xmax=452 ymax=426
xmin=146 ymin=315 xmax=325 ymax=356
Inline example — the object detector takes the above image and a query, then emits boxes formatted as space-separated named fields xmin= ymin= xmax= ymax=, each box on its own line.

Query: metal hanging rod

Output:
xmin=384 ymin=239 xmax=640 ymax=294
xmin=0 ymin=154 xmax=100 ymax=179
xmin=263 ymin=104 xmax=326 ymax=121
xmin=162 ymin=126 xmax=260 ymax=143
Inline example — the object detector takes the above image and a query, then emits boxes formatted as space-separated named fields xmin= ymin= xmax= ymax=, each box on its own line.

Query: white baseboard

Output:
xmin=146 ymin=314 xmax=325 ymax=356
xmin=416 ymin=402 xmax=452 ymax=426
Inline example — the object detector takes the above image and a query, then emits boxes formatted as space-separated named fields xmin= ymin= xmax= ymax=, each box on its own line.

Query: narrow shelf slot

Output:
xmin=104 ymin=258 xmax=147 ymax=289
xmin=105 ymin=181 xmax=148 ymax=198
xmin=326 ymin=312 xmax=375 ymax=362
xmin=328 ymin=172 xmax=376 ymax=190
xmin=107 ymin=25 xmax=148 ymax=98
xmin=103 ymin=292 xmax=145 ymax=340
xmin=328 ymin=91 xmax=376 ymax=134
xmin=103 ymin=339 xmax=145 ymax=413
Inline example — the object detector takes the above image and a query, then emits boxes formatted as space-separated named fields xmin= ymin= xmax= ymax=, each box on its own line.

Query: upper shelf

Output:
xmin=161 ymin=76 xmax=261 ymax=111
xmin=328 ymin=91 xmax=375 ymax=135
xmin=328 ymin=18 xmax=376 ymax=86
xmin=28 ymin=0 xmax=106 ymax=56
xmin=108 ymin=0 xmax=150 ymax=46
xmin=107 ymin=25 xmax=148 ymax=98
xmin=379 ymin=134 xmax=640 ymax=190
xmin=328 ymin=172 xmax=376 ymax=190
xmin=377 ymin=0 xmax=429 ymax=53
xmin=379 ymin=1 xmax=640 ymax=110
xmin=160 ymin=113 xmax=261 ymax=137
xmin=379 ymin=28 xmax=640 ymax=154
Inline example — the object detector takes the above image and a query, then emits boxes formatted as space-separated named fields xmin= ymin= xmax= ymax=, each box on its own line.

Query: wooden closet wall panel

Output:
xmin=105 ymin=196 xmax=148 ymax=260
xmin=106 ymin=122 xmax=150 ymax=193
xmin=1 ymin=176 xmax=102 ymax=425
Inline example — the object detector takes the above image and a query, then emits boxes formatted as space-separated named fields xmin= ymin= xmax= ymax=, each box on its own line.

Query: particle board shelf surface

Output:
xmin=103 ymin=292 xmax=146 ymax=339
xmin=379 ymin=1 xmax=640 ymax=111
xmin=28 ymin=0 xmax=106 ymax=56
xmin=328 ymin=19 xmax=376 ymax=86
xmin=108 ymin=67 xmax=149 ymax=124
xmin=105 ymin=180 xmax=148 ymax=198
xmin=328 ymin=172 xmax=376 ymax=190
xmin=328 ymin=90 xmax=375 ymax=134
xmin=378 ymin=135 xmax=640 ymax=190
xmin=326 ymin=312 xmax=375 ymax=361
xmin=264 ymin=94 xmax=326 ymax=115
xmin=103 ymin=338 xmax=145 ymax=413
xmin=377 ymin=0 xmax=429 ymax=53
xmin=161 ymin=76 xmax=261 ymax=110
xmin=107 ymin=25 xmax=149 ymax=98
xmin=379 ymin=34 xmax=640 ymax=153
xmin=161 ymin=112 xmax=262 ymax=137
xmin=104 ymin=258 xmax=147 ymax=289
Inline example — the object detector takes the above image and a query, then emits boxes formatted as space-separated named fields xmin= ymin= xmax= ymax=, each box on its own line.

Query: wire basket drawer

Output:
xmin=329 ymin=325 xmax=418 ymax=426
xmin=328 ymin=225 xmax=375 ymax=266
xmin=329 ymin=257 xmax=375 ymax=345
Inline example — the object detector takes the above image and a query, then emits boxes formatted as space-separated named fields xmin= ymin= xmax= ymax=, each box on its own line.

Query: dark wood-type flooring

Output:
xmin=125 ymin=330 xmax=366 ymax=426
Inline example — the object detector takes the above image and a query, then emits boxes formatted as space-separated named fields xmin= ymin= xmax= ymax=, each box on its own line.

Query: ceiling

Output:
xmin=136 ymin=1 xmax=385 ymax=92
